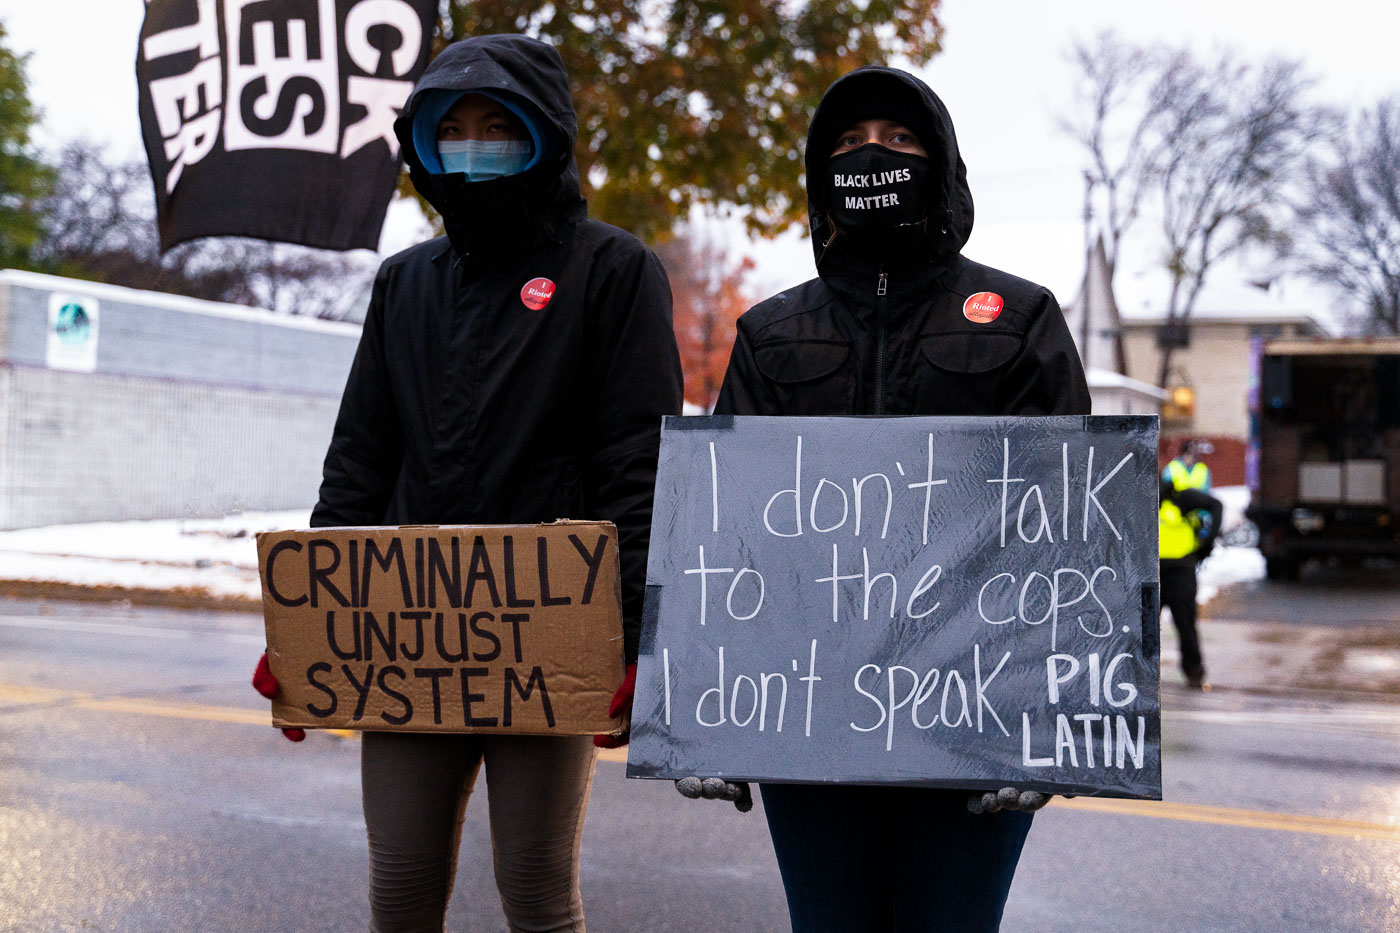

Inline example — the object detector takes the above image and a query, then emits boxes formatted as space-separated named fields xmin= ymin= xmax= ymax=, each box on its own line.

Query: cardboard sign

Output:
xmin=257 ymin=522 xmax=625 ymax=735
xmin=627 ymin=416 xmax=1162 ymax=799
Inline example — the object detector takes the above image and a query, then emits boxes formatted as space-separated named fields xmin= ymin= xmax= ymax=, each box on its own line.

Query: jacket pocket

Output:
xmin=753 ymin=338 xmax=852 ymax=384
xmin=919 ymin=331 xmax=1022 ymax=374
xmin=751 ymin=338 xmax=854 ymax=415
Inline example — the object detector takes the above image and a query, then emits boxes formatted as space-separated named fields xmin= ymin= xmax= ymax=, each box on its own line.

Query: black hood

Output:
xmin=393 ymin=34 xmax=584 ymax=253
xmin=805 ymin=66 xmax=974 ymax=269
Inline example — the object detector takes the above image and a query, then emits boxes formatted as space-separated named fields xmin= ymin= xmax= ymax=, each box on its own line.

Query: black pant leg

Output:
xmin=760 ymin=782 xmax=893 ymax=932
xmin=888 ymin=789 xmax=1033 ymax=932
xmin=760 ymin=784 xmax=1033 ymax=933
xmin=1160 ymin=561 xmax=1203 ymax=675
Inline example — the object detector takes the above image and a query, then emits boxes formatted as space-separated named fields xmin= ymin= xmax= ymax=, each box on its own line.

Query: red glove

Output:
xmin=252 ymin=652 xmax=306 ymax=742
xmin=594 ymin=663 xmax=636 ymax=749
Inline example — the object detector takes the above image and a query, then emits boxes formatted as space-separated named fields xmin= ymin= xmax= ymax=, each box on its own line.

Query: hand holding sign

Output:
xmin=674 ymin=777 xmax=754 ymax=813
xmin=594 ymin=664 xmax=637 ymax=749
xmin=251 ymin=652 xmax=306 ymax=742
xmin=966 ymin=787 xmax=1050 ymax=814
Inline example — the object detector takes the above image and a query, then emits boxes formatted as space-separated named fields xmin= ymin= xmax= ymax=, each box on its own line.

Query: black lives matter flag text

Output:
xmin=137 ymin=0 xmax=436 ymax=251
xmin=627 ymin=416 xmax=1163 ymax=799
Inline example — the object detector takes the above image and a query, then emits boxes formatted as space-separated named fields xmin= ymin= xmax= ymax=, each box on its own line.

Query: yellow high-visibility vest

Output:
xmin=1166 ymin=459 xmax=1209 ymax=492
xmin=1159 ymin=499 xmax=1197 ymax=559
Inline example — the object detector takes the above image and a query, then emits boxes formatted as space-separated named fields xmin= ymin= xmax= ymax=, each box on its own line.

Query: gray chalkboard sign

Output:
xmin=627 ymin=415 xmax=1162 ymax=799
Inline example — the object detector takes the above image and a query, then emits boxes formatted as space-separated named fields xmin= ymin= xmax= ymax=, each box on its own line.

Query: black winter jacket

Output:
xmin=311 ymin=35 xmax=683 ymax=662
xmin=716 ymin=67 xmax=1089 ymax=419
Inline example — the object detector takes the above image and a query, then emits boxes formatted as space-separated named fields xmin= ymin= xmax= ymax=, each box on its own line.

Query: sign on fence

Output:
xmin=627 ymin=416 xmax=1162 ymax=799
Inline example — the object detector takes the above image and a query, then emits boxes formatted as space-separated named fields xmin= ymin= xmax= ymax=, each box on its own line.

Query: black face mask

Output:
xmin=825 ymin=144 xmax=931 ymax=252
xmin=430 ymin=170 xmax=559 ymax=256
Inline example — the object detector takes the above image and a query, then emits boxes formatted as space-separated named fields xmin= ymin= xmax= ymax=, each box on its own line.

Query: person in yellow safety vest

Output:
xmin=1164 ymin=439 xmax=1214 ymax=540
xmin=1160 ymin=476 xmax=1223 ymax=690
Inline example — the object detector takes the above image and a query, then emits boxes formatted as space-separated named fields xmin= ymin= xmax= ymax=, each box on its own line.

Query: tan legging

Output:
xmin=361 ymin=731 xmax=598 ymax=933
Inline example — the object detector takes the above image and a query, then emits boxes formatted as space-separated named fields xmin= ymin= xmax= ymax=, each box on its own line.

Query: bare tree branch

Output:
xmin=1064 ymin=34 xmax=1319 ymax=390
xmin=1060 ymin=32 xmax=1172 ymax=276
xmin=31 ymin=139 xmax=375 ymax=320
xmin=1292 ymin=98 xmax=1400 ymax=334
xmin=1152 ymin=54 xmax=1321 ymax=387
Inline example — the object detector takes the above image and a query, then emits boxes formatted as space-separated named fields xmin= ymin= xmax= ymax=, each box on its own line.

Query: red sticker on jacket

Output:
xmin=963 ymin=291 xmax=1004 ymax=323
xmin=521 ymin=277 xmax=556 ymax=310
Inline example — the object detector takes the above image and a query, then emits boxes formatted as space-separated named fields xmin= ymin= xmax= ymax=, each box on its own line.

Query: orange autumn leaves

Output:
xmin=658 ymin=235 xmax=755 ymax=413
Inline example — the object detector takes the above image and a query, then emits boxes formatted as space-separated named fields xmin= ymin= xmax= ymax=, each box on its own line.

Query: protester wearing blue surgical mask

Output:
xmin=397 ymin=76 xmax=566 ymax=253
xmin=250 ymin=34 xmax=682 ymax=933
xmin=414 ymin=90 xmax=544 ymax=180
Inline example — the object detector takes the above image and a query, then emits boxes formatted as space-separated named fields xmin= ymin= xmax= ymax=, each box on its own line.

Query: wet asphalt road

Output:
xmin=1208 ymin=559 xmax=1400 ymax=627
xmin=0 ymin=594 xmax=1396 ymax=933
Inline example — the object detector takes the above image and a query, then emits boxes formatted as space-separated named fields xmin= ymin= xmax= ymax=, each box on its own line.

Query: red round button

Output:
xmin=963 ymin=291 xmax=1004 ymax=324
xmin=521 ymin=277 xmax=556 ymax=310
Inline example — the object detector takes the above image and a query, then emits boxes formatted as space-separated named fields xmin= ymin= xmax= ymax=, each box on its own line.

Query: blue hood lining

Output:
xmin=411 ymin=88 xmax=547 ymax=175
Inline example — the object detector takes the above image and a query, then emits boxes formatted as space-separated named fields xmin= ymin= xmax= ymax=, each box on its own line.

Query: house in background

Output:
xmin=1117 ymin=276 xmax=1330 ymax=486
xmin=1061 ymin=237 xmax=1329 ymax=485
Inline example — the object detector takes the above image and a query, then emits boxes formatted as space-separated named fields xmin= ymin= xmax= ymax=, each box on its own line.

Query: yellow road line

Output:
xmin=0 ymin=684 xmax=73 ymax=705
xmin=4 ymin=683 xmax=1396 ymax=842
xmin=1053 ymin=796 xmax=1400 ymax=842
xmin=0 ymin=683 xmax=353 ymax=736
xmin=76 ymin=695 xmax=268 ymax=726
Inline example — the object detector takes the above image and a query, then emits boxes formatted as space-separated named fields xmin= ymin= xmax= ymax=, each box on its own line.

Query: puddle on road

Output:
xmin=1343 ymin=653 xmax=1400 ymax=675
xmin=1292 ymin=630 xmax=1400 ymax=694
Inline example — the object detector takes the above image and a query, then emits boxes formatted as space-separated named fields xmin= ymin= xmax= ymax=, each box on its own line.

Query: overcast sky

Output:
xmin=2 ymin=0 xmax=1395 ymax=314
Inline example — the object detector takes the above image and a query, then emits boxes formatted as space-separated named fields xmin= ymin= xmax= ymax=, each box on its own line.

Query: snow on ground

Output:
xmin=0 ymin=488 xmax=1265 ymax=605
xmin=0 ymin=509 xmax=310 ymax=600
xmin=1197 ymin=486 xmax=1265 ymax=603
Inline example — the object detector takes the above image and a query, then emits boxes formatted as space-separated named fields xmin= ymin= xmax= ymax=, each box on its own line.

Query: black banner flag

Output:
xmin=137 ymin=0 xmax=437 ymax=251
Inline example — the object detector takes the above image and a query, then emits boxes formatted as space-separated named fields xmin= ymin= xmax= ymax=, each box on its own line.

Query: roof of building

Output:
xmin=1085 ymin=367 xmax=1168 ymax=399
xmin=1114 ymin=273 xmax=1331 ymax=331
xmin=0 ymin=268 xmax=362 ymax=337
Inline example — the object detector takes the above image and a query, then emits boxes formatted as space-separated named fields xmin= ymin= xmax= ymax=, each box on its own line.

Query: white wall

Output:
xmin=0 ymin=271 xmax=359 ymax=529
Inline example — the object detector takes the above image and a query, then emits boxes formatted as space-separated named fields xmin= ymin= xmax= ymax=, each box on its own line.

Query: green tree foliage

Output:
xmin=0 ymin=20 xmax=54 ymax=268
xmin=426 ymin=0 xmax=943 ymax=242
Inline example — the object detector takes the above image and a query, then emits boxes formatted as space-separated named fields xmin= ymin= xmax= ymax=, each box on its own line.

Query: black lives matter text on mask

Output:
xmin=825 ymin=146 xmax=930 ymax=232
xmin=137 ymin=0 xmax=437 ymax=250
xmin=833 ymin=167 xmax=914 ymax=210
xmin=627 ymin=416 xmax=1164 ymax=799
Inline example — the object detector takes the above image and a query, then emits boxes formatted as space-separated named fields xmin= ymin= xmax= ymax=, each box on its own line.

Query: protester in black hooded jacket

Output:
xmin=256 ymin=34 xmax=681 ymax=933
xmin=711 ymin=66 xmax=1090 ymax=932
xmin=316 ymin=36 xmax=680 ymax=667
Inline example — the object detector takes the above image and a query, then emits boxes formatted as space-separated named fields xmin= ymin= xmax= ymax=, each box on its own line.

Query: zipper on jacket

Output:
xmin=875 ymin=269 xmax=888 ymax=415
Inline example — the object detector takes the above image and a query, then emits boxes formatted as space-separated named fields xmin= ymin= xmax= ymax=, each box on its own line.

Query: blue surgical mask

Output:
xmin=437 ymin=139 xmax=533 ymax=181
